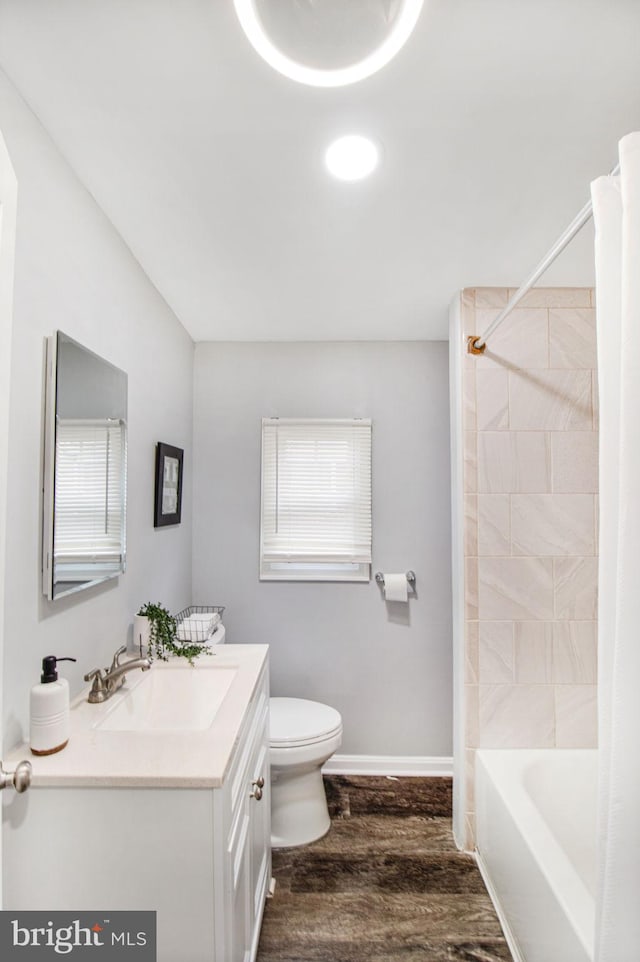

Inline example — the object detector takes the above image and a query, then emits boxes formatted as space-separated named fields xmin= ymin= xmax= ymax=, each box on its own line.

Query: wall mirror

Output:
xmin=42 ymin=331 xmax=128 ymax=601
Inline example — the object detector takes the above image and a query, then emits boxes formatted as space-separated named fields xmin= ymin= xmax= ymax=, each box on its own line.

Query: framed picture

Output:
xmin=154 ymin=442 xmax=184 ymax=527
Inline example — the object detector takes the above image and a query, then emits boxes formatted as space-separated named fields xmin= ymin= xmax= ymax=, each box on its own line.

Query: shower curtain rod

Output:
xmin=467 ymin=161 xmax=621 ymax=355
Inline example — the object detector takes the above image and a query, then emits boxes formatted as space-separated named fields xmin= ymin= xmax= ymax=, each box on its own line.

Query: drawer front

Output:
xmin=229 ymin=670 xmax=268 ymax=817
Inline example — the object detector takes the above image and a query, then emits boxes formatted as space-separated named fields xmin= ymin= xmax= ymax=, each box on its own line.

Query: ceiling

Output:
xmin=0 ymin=0 xmax=638 ymax=341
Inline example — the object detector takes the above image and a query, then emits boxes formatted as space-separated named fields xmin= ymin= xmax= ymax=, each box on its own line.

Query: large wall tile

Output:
xmin=463 ymin=367 xmax=476 ymax=431
xmin=466 ymin=684 xmax=479 ymax=748
xmin=465 ymin=748 xmax=477 ymax=809
xmin=465 ymin=622 xmax=479 ymax=684
xmin=552 ymin=622 xmax=597 ymax=683
xmin=464 ymin=430 xmax=477 ymax=493
xmin=512 ymin=288 xmax=591 ymax=309
xmin=554 ymin=557 xmax=598 ymax=620
xmin=460 ymin=287 xmax=598 ymax=838
xmin=510 ymin=494 xmax=596 ymax=556
xmin=474 ymin=288 xmax=509 ymax=308
xmin=479 ymin=684 xmax=555 ymax=747
xmin=478 ymin=495 xmax=510 ymax=556
xmin=551 ymin=432 xmax=598 ymax=493
xmin=464 ymin=814 xmax=476 ymax=849
xmin=465 ymin=557 xmax=478 ymax=620
xmin=464 ymin=494 xmax=478 ymax=556
xmin=475 ymin=308 xmax=548 ymax=370
xmin=555 ymin=685 xmax=597 ymax=747
xmin=509 ymin=370 xmax=592 ymax=430
xmin=514 ymin=622 xmax=554 ymax=682
xmin=478 ymin=621 xmax=514 ymax=682
xmin=478 ymin=432 xmax=551 ymax=493
xmin=476 ymin=370 xmax=509 ymax=430
xmin=461 ymin=289 xmax=476 ymax=334
xmin=549 ymin=308 xmax=597 ymax=369
xmin=478 ymin=557 xmax=554 ymax=620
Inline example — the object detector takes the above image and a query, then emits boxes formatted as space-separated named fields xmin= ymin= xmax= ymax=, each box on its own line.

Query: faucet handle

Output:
xmin=84 ymin=667 xmax=109 ymax=703
xmin=110 ymin=646 xmax=127 ymax=671
xmin=84 ymin=667 xmax=106 ymax=689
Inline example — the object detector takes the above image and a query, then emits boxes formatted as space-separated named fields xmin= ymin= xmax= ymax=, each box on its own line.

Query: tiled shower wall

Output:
xmin=460 ymin=287 xmax=598 ymax=843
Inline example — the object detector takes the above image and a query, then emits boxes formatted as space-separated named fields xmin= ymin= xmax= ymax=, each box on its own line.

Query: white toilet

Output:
xmin=269 ymin=697 xmax=342 ymax=848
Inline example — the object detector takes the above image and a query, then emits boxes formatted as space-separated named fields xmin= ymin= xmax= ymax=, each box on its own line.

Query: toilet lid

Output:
xmin=270 ymin=697 xmax=342 ymax=748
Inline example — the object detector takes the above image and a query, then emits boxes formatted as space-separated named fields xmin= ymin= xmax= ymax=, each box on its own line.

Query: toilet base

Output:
xmin=270 ymin=766 xmax=330 ymax=848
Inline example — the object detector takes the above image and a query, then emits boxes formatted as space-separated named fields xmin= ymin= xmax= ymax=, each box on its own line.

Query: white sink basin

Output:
xmin=94 ymin=665 xmax=237 ymax=732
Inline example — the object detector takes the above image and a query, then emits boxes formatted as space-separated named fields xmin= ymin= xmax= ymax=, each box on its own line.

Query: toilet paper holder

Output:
xmin=375 ymin=571 xmax=416 ymax=588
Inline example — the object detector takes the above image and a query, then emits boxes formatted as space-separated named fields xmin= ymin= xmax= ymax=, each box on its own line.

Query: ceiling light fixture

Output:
xmin=325 ymin=135 xmax=380 ymax=181
xmin=233 ymin=0 xmax=424 ymax=88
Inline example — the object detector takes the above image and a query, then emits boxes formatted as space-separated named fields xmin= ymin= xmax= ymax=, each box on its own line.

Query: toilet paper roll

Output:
xmin=383 ymin=573 xmax=408 ymax=603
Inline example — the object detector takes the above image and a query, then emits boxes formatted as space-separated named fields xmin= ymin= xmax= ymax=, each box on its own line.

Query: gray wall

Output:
xmin=0 ymin=69 xmax=193 ymax=751
xmin=193 ymin=342 xmax=452 ymax=757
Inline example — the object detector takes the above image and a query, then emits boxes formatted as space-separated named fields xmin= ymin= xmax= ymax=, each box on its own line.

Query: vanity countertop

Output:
xmin=5 ymin=644 xmax=269 ymax=789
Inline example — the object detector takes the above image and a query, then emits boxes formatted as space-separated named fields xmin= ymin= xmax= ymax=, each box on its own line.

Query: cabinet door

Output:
xmin=226 ymin=805 xmax=251 ymax=962
xmin=249 ymin=737 xmax=270 ymax=945
xmin=222 ymin=675 xmax=270 ymax=962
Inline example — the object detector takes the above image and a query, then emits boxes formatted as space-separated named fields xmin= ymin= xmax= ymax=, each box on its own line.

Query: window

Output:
xmin=53 ymin=418 xmax=126 ymax=581
xmin=260 ymin=418 xmax=372 ymax=581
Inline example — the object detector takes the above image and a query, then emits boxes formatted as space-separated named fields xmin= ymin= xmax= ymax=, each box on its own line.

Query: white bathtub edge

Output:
xmin=475 ymin=749 xmax=594 ymax=962
xmin=475 ymin=849 xmax=525 ymax=962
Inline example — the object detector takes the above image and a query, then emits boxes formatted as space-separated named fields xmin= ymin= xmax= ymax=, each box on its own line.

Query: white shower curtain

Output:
xmin=592 ymin=131 xmax=640 ymax=962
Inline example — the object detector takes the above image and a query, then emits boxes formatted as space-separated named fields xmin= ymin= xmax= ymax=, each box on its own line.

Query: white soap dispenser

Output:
xmin=30 ymin=655 xmax=77 ymax=756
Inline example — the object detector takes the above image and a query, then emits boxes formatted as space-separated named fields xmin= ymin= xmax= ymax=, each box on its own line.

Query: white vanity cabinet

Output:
xmin=2 ymin=647 xmax=271 ymax=962
xmin=215 ymin=671 xmax=270 ymax=962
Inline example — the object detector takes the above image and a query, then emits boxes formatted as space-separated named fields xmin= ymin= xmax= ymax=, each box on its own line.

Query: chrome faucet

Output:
xmin=84 ymin=645 xmax=152 ymax=703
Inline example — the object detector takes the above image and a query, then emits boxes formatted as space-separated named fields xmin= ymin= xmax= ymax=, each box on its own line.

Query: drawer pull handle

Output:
xmin=0 ymin=759 xmax=32 ymax=793
xmin=250 ymin=776 xmax=265 ymax=801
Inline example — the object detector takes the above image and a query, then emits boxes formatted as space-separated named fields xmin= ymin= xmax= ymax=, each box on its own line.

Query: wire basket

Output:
xmin=174 ymin=605 xmax=225 ymax=644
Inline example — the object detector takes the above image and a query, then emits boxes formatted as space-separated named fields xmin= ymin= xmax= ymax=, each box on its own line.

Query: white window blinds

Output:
xmin=260 ymin=418 xmax=372 ymax=581
xmin=54 ymin=419 xmax=126 ymax=563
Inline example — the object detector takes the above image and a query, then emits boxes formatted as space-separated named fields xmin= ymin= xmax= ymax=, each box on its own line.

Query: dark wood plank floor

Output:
xmin=257 ymin=775 xmax=513 ymax=962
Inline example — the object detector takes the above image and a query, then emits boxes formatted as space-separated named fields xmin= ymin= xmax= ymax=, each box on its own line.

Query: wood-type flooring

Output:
xmin=257 ymin=774 xmax=514 ymax=962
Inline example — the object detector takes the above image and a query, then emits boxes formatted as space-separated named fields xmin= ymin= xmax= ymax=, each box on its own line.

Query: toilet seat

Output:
xmin=270 ymin=697 xmax=342 ymax=749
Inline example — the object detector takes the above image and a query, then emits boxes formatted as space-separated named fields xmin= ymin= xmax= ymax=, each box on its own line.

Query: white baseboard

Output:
xmin=322 ymin=754 xmax=453 ymax=777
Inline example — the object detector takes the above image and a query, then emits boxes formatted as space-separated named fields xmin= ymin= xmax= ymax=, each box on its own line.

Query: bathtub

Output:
xmin=475 ymin=749 xmax=596 ymax=962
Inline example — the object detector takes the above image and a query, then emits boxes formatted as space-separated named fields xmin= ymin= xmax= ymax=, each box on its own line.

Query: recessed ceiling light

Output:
xmin=325 ymin=136 xmax=381 ymax=182
xmin=233 ymin=0 xmax=424 ymax=88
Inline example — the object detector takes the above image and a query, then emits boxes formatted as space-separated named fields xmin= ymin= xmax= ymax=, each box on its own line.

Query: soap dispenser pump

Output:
xmin=30 ymin=655 xmax=77 ymax=756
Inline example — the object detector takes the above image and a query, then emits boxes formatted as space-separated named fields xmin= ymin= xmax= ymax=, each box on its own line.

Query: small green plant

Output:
xmin=137 ymin=602 xmax=206 ymax=666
